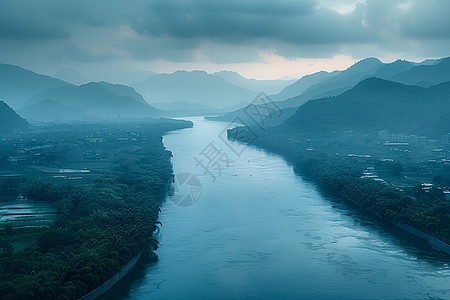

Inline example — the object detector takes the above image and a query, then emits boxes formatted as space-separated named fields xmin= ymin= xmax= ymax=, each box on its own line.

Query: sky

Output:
xmin=0 ymin=0 xmax=449 ymax=82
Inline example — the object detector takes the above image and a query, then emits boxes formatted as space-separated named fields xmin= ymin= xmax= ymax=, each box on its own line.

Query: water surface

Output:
xmin=105 ymin=117 xmax=450 ymax=300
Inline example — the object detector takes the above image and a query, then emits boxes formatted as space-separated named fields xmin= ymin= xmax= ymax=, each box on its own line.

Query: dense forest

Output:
xmin=229 ymin=127 xmax=450 ymax=245
xmin=0 ymin=122 xmax=190 ymax=299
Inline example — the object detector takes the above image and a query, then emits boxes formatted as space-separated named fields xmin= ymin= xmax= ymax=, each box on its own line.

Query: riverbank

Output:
xmin=228 ymin=127 xmax=450 ymax=256
xmin=0 ymin=121 xmax=192 ymax=299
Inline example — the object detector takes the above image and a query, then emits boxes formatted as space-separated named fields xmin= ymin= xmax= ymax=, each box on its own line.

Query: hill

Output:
xmin=279 ymin=77 xmax=450 ymax=137
xmin=271 ymin=71 xmax=339 ymax=102
xmin=211 ymin=58 xmax=437 ymax=126
xmin=0 ymin=101 xmax=29 ymax=132
xmin=133 ymin=70 xmax=257 ymax=108
xmin=278 ymin=58 xmax=384 ymax=107
xmin=23 ymin=82 xmax=160 ymax=120
xmin=0 ymin=63 xmax=71 ymax=109
xmin=17 ymin=99 xmax=92 ymax=123
xmin=213 ymin=71 xmax=295 ymax=95
xmin=390 ymin=57 xmax=450 ymax=87
xmin=53 ymin=68 xmax=88 ymax=85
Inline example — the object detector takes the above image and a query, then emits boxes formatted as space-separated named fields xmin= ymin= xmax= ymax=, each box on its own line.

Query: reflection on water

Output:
xmin=103 ymin=117 xmax=450 ymax=300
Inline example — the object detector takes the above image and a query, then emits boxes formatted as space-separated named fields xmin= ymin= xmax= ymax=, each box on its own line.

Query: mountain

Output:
xmin=288 ymin=58 xmax=383 ymax=103
xmin=201 ymin=58 xmax=429 ymax=126
xmin=0 ymin=100 xmax=29 ymax=132
xmin=53 ymin=68 xmax=88 ymax=85
xmin=133 ymin=70 xmax=257 ymax=108
xmin=279 ymin=77 xmax=450 ymax=137
xmin=96 ymin=82 xmax=149 ymax=105
xmin=0 ymin=63 xmax=71 ymax=109
xmin=271 ymin=71 xmax=339 ymax=101
xmin=17 ymin=99 xmax=92 ymax=123
xmin=24 ymin=82 xmax=159 ymax=119
xmin=390 ymin=57 xmax=450 ymax=87
xmin=213 ymin=71 xmax=295 ymax=95
xmin=268 ymin=58 xmax=418 ymax=109
xmin=372 ymin=60 xmax=415 ymax=79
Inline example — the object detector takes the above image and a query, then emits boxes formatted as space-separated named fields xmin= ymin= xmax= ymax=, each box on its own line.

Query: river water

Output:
xmin=106 ymin=117 xmax=450 ymax=300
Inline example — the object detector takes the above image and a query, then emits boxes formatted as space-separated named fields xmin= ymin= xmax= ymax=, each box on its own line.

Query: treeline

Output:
xmin=0 ymin=131 xmax=176 ymax=299
xmin=229 ymin=127 xmax=450 ymax=246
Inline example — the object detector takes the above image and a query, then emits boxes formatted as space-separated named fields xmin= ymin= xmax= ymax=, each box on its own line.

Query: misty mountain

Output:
xmin=279 ymin=77 xmax=450 ymax=137
xmin=213 ymin=71 xmax=295 ymax=95
xmin=96 ymin=81 xmax=149 ymax=105
xmin=390 ymin=57 xmax=450 ymax=87
xmin=211 ymin=58 xmax=389 ymax=124
xmin=281 ymin=58 xmax=383 ymax=105
xmin=0 ymin=63 xmax=71 ymax=109
xmin=133 ymin=70 xmax=257 ymax=108
xmin=272 ymin=58 xmax=419 ymax=109
xmin=17 ymin=99 xmax=92 ymax=123
xmin=271 ymin=71 xmax=339 ymax=101
xmin=0 ymin=100 xmax=29 ymax=132
xmin=53 ymin=68 xmax=88 ymax=85
xmin=372 ymin=60 xmax=416 ymax=79
xmin=24 ymin=82 xmax=159 ymax=119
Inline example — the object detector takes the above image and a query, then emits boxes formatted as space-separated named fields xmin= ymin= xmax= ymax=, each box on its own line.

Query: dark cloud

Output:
xmin=0 ymin=2 xmax=69 ymax=39
xmin=0 ymin=0 xmax=449 ymax=69
xmin=132 ymin=0 xmax=369 ymax=44
xmin=130 ymin=0 xmax=450 ymax=57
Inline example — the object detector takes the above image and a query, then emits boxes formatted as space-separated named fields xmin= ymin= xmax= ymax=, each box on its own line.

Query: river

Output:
xmin=103 ymin=117 xmax=450 ymax=300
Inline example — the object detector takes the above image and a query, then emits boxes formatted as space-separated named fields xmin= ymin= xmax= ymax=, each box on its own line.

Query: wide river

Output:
xmin=105 ymin=117 xmax=450 ymax=300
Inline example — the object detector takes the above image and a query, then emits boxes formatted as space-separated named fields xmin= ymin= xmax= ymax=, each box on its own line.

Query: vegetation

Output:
xmin=0 ymin=122 xmax=190 ymax=299
xmin=279 ymin=77 xmax=450 ymax=137
xmin=230 ymin=128 xmax=450 ymax=245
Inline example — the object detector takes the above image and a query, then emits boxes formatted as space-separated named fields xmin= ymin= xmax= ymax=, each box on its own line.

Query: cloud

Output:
xmin=131 ymin=0 xmax=370 ymax=45
xmin=61 ymin=44 xmax=121 ymax=63
xmin=0 ymin=0 xmax=449 ymax=80
xmin=0 ymin=2 xmax=69 ymax=39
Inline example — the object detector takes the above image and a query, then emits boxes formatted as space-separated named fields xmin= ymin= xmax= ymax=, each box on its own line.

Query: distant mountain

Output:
xmin=0 ymin=100 xmax=29 ymax=132
xmin=271 ymin=71 xmax=339 ymax=101
xmin=17 ymin=99 xmax=92 ymax=123
xmin=372 ymin=60 xmax=415 ymax=79
xmin=193 ymin=57 xmax=443 ymax=127
xmin=133 ymin=70 xmax=257 ymax=108
xmin=279 ymin=77 xmax=450 ymax=137
xmin=289 ymin=58 xmax=383 ymax=103
xmin=213 ymin=71 xmax=295 ymax=95
xmin=390 ymin=57 xmax=450 ymax=87
xmin=53 ymin=68 xmax=88 ymax=85
xmin=267 ymin=58 xmax=419 ymax=109
xmin=0 ymin=63 xmax=71 ymax=109
xmin=418 ymin=58 xmax=442 ymax=66
xmin=24 ymin=82 xmax=159 ymax=119
xmin=96 ymin=81 xmax=149 ymax=105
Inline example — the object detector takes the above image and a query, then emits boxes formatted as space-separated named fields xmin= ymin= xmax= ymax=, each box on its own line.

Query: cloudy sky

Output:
xmin=1 ymin=0 xmax=449 ymax=82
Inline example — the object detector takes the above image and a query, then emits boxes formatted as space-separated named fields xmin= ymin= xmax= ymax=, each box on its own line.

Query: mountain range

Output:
xmin=24 ymin=82 xmax=159 ymax=120
xmin=133 ymin=70 xmax=258 ymax=108
xmin=213 ymin=71 xmax=294 ymax=95
xmin=211 ymin=57 xmax=450 ymax=127
xmin=0 ymin=64 xmax=71 ymax=109
xmin=278 ymin=77 xmax=450 ymax=137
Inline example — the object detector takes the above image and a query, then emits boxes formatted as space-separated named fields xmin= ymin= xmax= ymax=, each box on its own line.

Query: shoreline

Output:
xmin=231 ymin=131 xmax=450 ymax=257
xmin=79 ymin=249 xmax=146 ymax=300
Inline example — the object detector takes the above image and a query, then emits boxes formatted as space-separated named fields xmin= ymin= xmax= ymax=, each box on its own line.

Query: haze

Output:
xmin=1 ymin=1 xmax=450 ymax=300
